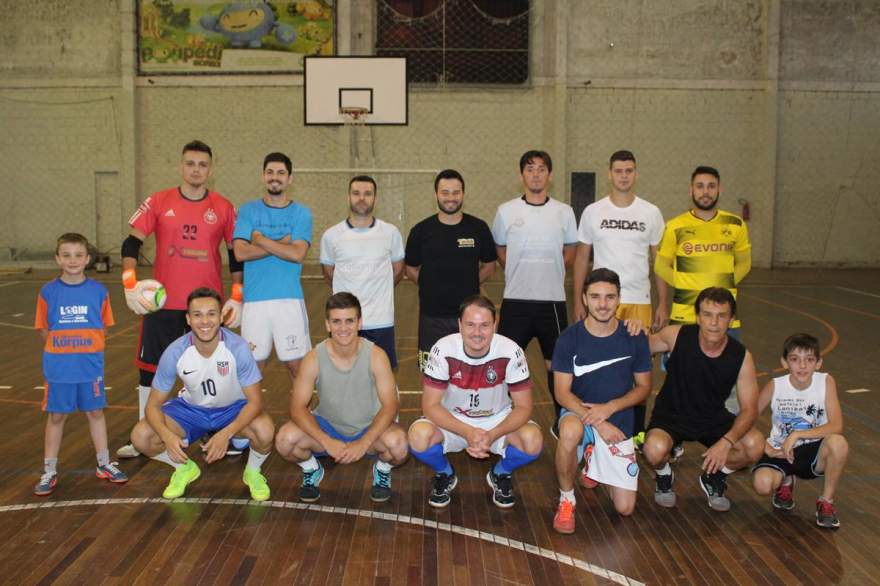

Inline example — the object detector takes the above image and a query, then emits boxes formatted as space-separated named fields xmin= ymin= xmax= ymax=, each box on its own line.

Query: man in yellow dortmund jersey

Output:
xmin=654 ymin=166 xmax=751 ymax=418
xmin=654 ymin=166 xmax=751 ymax=329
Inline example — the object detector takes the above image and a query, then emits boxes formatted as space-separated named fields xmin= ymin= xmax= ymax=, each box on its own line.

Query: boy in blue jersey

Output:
xmin=233 ymin=152 xmax=313 ymax=383
xmin=34 ymin=233 xmax=128 ymax=495
xmin=130 ymin=288 xmax=275 ymax=500
xmin=551 ymin=268 xmax=652 ymax=533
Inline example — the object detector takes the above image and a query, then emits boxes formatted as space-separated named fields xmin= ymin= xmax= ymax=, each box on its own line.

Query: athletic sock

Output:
xmin=137 ymin=385 xmax=151 ymax=420
xmin=410 ymin=443 xmax=453 ymax=475
xmin=298 ymin=455 xmax=319 ymax=472
xmin=96 ymin=449 xmax=110 ymax=467
xmin=375 ymin=459 xmax=393 ymax=473
xmin=246 ymin=449 xmax=269 ymax=470
xmin=494 ymin=444 xmax=540 ymax=475
xmin=819 ymin=496 xmax=833 ymax=503
xmin=153 ymin=451 xmax=183 ymax=469
xmin=559 ymin=489 xmax=576 ymax=504
xmin=656 ymin=462 xmax=672 ymax=476
xmin=781 ymin=475 xmax=794 ymax=487
xmin=44 ymin=458 xmax=58 ymax=476
xmin=720 ymin=466 xmax=734 ymax=475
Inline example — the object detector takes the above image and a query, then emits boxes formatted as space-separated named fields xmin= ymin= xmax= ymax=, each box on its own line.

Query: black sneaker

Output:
xmin=370 ymin=461 xmax=392 ymax=503
xmin=699 ymin=471 xmax=731 ymax=512
xmin=654 ymin=470 xmax=676 ymax=508
xmin=298 ymin=462 xmax=324 ymax=503
xmin=428 ymin=470 xmax=458 ymax=508
xmin=487 ymin=469 xmax=515 ymax=508
xmin=816 ymin=498 xmax=840 ymax=529
xmin=669 ymin=442 xmax=684 ymax=463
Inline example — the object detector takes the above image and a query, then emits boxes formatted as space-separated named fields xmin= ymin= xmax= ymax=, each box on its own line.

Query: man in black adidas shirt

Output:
xmin=405 ymin=169 xmax=497 ymax=370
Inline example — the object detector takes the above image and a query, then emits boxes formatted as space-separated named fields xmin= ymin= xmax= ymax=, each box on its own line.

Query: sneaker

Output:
xmin=116 ymin=443 xmax=141 ymax=459
xmin=772 ymin=477 xmax=795 ymax=511
xmin=243 ymin=466 xmax=270 ymax=501
xmin=487 ymin=469 xmax=515 ymax=508
xmin=579 ymin=444 xmax=598 ymax=489
xmin=553 ymin=499 xmax=576 ymax=534
xmin=699 ymin=472 xmax=731 ymax=512
xmin=816 ymin=499 xmax=840 ymax=528
xmin=654 ymin=470 xmax=676 ymax=508
xmin=96 ymin=462 xmax=129 ymax=484
xmin=299 ymin=462 xmax=324 ymax=503
xmin=669 ymin=442 xmax=684 ymax=463
xmin=370 ymin=462 xmax=393 ymax=503
xmin=428 ymin=470 xmax=458 ymax=508
xmin=34 ymin=472 xmax=57 ymax=496
xmin=162 ymin=459 xmax=201 ymax=499
xmin=227 ymin=437 xmax=250 ymax=456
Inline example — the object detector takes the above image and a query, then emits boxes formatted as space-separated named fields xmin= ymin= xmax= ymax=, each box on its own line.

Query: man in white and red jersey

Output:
xmin=118 ymin=140 xmax=243 ymax=458
xmin=408 ymin=295 xmax=543 ymax=509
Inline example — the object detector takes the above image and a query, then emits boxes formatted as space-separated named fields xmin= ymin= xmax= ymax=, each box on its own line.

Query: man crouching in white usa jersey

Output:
xmin=131 ymin=287 xmax=274 ymax=501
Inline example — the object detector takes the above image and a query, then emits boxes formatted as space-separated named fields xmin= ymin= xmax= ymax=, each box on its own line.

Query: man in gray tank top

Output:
xmin=644 ymin=287 xmax=763 ymax=512
xmin=275 ymin=292 xmax=408 ymax=503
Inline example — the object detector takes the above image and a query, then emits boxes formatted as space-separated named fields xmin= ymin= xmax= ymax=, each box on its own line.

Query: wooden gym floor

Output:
xmin=0 ymin=267 xmax=878 ymax=585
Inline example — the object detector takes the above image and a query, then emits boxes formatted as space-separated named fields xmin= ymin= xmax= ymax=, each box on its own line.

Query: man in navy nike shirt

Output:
xmin=550 ymin=268 xmax=652 ymax=533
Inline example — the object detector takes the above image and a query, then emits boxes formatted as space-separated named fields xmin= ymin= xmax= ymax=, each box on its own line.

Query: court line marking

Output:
xmin=0 ymin=497 xmax=644 ymax=586
xmin=11 ymin=313 xmax=23 ymax=317
xmin=0 ymin=321 xmax=33 ymax=331
xmin=846 ymin=388 xmax=871 ymax=394
xmin=746 ymin=293 xmax=839 ymax=378
xmin=781 ymin=290 xmax=880 ymax=320
xmin=0 ymin=281 xmax=21 ymax=288
xmin=0 ymin=386 xmax=11 ymax=390
xmin=835 ymin=286 xmax=880 ymax=299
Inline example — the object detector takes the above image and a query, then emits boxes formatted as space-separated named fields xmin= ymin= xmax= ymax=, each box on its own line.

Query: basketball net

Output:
xmin=340 ymin=107 xmax=373 ymax=165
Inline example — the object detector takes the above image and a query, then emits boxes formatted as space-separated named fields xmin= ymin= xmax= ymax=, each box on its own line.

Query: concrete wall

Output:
xmin=0 ymin=0 xmax=878 ymax=266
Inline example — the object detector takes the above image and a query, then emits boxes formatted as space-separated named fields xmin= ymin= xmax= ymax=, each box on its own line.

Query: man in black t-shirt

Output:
xmin=405 ymin=169 xmax=498 ymax=370
xmin=645 ymin=287 xmax=763 ymax=512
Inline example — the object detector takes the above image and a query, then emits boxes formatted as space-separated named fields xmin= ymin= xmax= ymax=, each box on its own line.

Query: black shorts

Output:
xmin=136 ymin=309 xmax=188 ymax=382
xmin=360 ymin=326 xmax=397 ymax=369
xmin=497 ymin=299 xmax=567 ymax=361
xmin=418 ymin=314 xmax=459 ymax=371
xmin=647 ymin=410 xmax=736 ymax=447
xmin=752 ymin=440 xmax=824 ymax=479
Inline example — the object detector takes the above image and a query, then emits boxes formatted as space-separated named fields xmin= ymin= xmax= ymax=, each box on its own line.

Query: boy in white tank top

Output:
xmin=752 ymin=333 xmax=848 ymax=529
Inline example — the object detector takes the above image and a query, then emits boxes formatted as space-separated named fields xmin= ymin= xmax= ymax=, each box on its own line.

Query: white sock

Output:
xmin=298 ymin=455 xmax=319 ymax=472
xmin=656 ymin=462 xmax=672 ymax=475
xmin=247 ymin=449 xmax=269 ymax=470
xmin=376 ymin=459 xmax=393 ymax=473
xmin=560 ymin=489 xmax=576 ymax=504
xmin=781 ymin=475 xmax=793 ymax=487
xmin=137 ymin=385 xmax=151 ymax=420
xmin=720 ymin=466 xmax=735 ymax=475
xmin=153 ymin=451 xmax=183 ymax=469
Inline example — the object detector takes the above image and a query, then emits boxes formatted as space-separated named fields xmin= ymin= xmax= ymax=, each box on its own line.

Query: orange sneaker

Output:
xmin=580 ymin=444 xmax=598 ymax=489
xmin=553 ymin=499 xmax=576 ymax=534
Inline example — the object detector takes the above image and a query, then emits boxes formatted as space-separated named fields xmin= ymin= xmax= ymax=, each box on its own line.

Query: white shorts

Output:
xmin=562 ymin=412 xmax=639 ymax=491
xmin=242 ymin=299 xmax=311 ymax=362
xmin=412 ymin=407 xmax=522 ymax=457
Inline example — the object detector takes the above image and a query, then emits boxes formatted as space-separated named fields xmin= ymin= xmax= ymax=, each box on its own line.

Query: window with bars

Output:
xmin=375 ymin=0 xmax=530 ymax=85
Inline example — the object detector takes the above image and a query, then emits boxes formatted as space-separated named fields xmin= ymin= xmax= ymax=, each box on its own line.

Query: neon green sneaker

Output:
xmin=162 ymin=459 xmax=201 ymax=499
xmin=243 ymin=466 xmax=270 ymax=501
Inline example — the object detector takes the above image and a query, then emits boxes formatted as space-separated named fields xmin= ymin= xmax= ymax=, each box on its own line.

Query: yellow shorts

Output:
xmin=616 ymin=303 xmax=652 ymax=328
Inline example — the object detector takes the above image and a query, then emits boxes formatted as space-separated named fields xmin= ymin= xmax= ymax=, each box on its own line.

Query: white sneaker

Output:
xmin=116 ymin=443 xmax=141 ymax=458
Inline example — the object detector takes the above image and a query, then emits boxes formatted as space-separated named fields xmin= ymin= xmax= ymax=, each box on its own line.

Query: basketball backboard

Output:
xmin=304 ymin=56 xmax=408 ymax=125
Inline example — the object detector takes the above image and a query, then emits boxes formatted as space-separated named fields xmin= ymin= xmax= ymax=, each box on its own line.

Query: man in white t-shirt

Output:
xmin=573 ymin=150 xmax=666 ymax=329
xmin=320 ymin=176 xmax=405 ymax=367
xmin=572 ymin=150 xmax=665 ymax=442
xmin=491 ymin=150 xmax=578 ymax=431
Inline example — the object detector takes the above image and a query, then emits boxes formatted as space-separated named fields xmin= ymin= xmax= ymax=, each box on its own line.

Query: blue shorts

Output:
xmin=161 ymin=397 xmax=247 ymax=444
xmin=560 ymin=408 xmax=596 ymax=462
xmin=359 ymin=326 xmax=397 ymax=368
xmin=43 ymin=379 xmax=106 ymax=413
xmin=312 ymin=413 xmax=369 ymax=457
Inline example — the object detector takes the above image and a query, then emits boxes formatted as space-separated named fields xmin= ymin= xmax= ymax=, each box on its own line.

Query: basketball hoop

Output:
xmin=340 ymin=106 xmax=369 ymax=125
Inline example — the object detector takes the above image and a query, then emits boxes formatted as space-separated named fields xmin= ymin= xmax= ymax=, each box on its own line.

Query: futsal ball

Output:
xmin=138 ymin=279 xmax=167 ymax=313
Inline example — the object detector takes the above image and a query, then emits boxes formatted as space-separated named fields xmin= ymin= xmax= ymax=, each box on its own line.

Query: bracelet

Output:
xmin=721 ymin=435 xmax=735 ymax=447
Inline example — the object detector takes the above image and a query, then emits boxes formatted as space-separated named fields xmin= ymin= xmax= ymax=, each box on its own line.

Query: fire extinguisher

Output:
xmin=738 ymin=198 xmax=750 ymax=221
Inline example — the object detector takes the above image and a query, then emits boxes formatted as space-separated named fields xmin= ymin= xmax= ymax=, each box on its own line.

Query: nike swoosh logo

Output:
xmin=573 ymin=355 xmax=631 ymax=377
xmin=182 ymin=370 xmax=196 ymax=375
